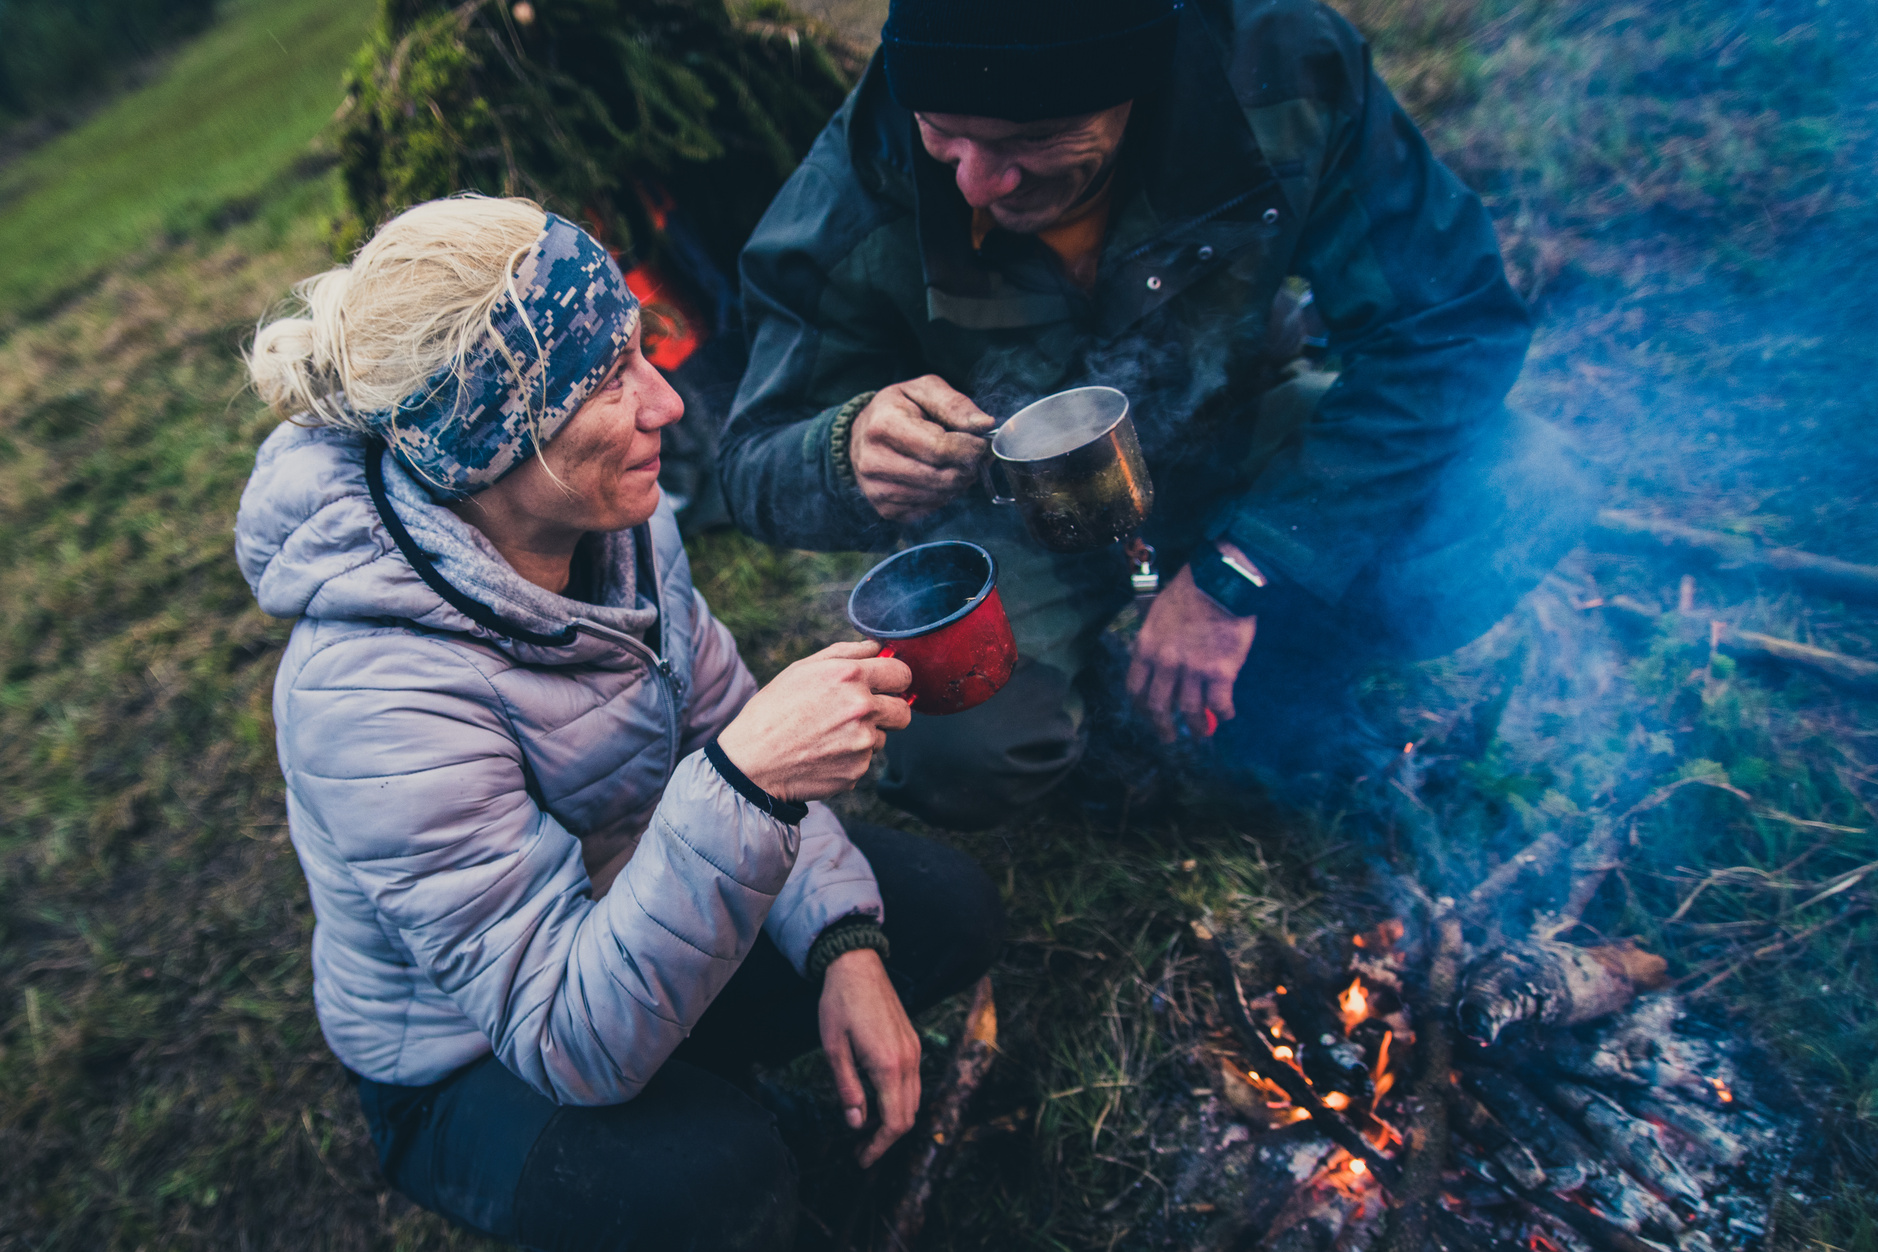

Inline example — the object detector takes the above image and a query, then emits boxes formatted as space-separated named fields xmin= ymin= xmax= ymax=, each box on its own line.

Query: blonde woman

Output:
xmin=236 ymin=196 xmax=1001 ymax=1250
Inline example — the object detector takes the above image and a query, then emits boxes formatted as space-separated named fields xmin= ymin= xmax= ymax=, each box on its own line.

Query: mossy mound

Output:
xmin=333 ymin=0 xmax=860 ymax=272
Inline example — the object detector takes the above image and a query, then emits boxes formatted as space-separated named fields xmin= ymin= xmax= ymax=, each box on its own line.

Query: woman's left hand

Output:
xmin=819 ymin=949 xmax=922 ymax=1166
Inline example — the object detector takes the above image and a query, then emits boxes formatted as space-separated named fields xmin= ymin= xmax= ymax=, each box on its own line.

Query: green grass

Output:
xmin=3 ymin=0 xmax=1878 ymax=1247
xmin=0 ymin=0 xmax=376 ymax=321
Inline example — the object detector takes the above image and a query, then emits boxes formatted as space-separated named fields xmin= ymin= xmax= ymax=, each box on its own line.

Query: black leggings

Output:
xmin=354 ymin=825 xmax=1002 ymax=1251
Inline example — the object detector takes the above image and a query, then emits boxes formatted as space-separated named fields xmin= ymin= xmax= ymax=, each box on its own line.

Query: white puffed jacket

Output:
xmin=235 ymin=423 xmax=881 ymax=1103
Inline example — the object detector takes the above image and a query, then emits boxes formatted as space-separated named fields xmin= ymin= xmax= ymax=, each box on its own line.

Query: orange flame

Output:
xmin=1339 ymin=978 xmax=1370 ymax=1033
xmin=1323 ymin=1091 xmax=1352 ymax=1111
xmin=1371 ymin=1030 xmax=1395 ymax=1108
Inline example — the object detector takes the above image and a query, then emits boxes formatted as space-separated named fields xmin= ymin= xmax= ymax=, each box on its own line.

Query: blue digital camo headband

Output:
xmin=362 ymin=212 xmax=640 ymax=500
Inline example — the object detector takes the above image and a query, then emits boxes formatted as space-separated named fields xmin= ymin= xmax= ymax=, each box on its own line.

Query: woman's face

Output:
xmin=489 ymin=323 xmax=684 ymax=536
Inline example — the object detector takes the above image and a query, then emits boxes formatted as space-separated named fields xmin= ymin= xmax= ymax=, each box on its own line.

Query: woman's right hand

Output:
xmin=715 ymin=641 xmax=914 ymax=802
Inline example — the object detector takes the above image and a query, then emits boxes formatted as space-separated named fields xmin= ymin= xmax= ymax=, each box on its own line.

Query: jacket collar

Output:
xmin=849 ymin=5 xmax=1288 ymax=337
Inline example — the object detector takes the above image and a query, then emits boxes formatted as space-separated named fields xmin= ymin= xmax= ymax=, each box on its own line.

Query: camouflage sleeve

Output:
xmin=1213 ymin=8 xmax=1533 ymax=604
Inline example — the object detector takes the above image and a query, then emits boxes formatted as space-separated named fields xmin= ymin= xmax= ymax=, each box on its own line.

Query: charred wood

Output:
xmin=1192 ymin=921 xmax=1401 ymax=1189
xmin=1460 ymin=1069 xmax=1599 ymax=1192
xmin=1446 ymin=1087 xmax=1549 ymax=1191
xmin=1428 ymin=1209 xmax=1502 ymax=1252
xmin=1379 ymin=915 xmax=1463 ymax=1252
xmin=1542 ymin=1084 xmax=1705 ymax=1208
xmin=1457 ymin=941 xmax=1648 ymax=1044
xmin=1512 ymin=1188 xmax=1673 ymax=1252
xmin=1622 ymin=1093 xmax=1746 ymax=1168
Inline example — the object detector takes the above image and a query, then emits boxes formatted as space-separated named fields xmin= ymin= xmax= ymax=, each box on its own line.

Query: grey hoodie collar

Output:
xmin=235 ymin=423 xmax=659 ymax=664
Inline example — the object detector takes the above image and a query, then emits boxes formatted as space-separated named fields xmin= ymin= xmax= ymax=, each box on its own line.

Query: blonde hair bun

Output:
xmin=247 ymin=195 xmax=548 ymax=430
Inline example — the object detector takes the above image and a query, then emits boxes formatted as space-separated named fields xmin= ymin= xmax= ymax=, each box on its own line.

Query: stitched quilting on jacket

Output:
xmin=235 ymin=422 xmax=882 ymax=1104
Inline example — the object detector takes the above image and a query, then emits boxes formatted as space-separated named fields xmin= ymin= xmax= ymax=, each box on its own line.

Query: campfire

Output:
xmin=1173 ymin=912 xmax=1801 ymax=1252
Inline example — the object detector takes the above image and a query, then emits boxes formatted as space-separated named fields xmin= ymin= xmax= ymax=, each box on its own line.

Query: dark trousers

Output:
xmin=355 ymin=825 xmax=1002 ymax=1251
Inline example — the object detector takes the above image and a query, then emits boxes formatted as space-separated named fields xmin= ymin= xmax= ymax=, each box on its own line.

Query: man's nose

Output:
xmin=952 ymin=144 xmax=1022 ymax=208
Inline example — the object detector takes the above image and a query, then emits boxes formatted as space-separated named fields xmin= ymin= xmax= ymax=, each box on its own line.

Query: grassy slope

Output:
xmin=2 ymin=0 xmax=1877 ymax=1249
xmin=0 ymin=0 xmax=376 ymax=321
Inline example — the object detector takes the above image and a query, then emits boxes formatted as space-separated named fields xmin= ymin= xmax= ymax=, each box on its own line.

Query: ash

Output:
xmin=1151 ymin=936 xmax=1807 ymax=1252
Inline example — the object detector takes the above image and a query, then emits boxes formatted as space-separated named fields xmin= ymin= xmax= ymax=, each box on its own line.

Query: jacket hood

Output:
xmin=234 ymin=422 xmax=659 ymax=659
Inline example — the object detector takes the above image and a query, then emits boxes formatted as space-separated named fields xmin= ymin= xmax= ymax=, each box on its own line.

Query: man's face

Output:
xmin=916 ymin=103 xmax=1133 ymax=235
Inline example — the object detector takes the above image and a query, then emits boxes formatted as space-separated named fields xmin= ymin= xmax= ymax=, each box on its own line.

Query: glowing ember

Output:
xmin=1338 ymin=977 xmax=1370 ymax=1033
xmin=1709 ymin=1077 xmax=1734 ymax=1104
xmin=1275 ymin=985 xmax=1287 ymax=996
xmin=1323 ymin=1091 xmax=1352 ymax=1110
xmin=1272 ymin=1045 xmax=1295 ymax=1061
xmin=1349 ymin=1158 xmax=1368 ymax=1176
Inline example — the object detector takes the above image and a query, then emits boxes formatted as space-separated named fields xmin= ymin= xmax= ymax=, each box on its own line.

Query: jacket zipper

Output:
xmin=572 ymin=525 xmax=681 ymax=777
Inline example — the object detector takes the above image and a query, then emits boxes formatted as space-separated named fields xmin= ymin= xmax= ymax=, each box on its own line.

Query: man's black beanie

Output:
xmin=881 ymin=0 xmax=1183 ymax=122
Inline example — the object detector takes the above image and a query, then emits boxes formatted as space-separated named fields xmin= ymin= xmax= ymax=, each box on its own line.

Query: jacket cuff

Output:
xmin=705 ymin=739 xmax=809 ymax=825
xmin=806 ymin=914 xmax=892 ymax=982
xmin=827 ymin=390 xmax=879 ymax=489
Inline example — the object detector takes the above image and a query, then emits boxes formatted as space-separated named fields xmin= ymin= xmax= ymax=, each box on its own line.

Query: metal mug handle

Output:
xmin=875 ymin=643 xmax=918 ymax=706
xmin=979 ymin=439 xmax=1016 ymax=505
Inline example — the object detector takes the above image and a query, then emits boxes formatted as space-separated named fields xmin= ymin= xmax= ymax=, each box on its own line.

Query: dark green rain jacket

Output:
xmin=720 ymin=0 xmax=1590 ymax=653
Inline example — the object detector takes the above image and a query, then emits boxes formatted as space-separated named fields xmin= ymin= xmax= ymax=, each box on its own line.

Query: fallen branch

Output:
xmin=1189 ymin=920 xmax=1400 ymax=1188
xmin=884 ymin=975 xmax=998 ymax=1251
xmin=1377 ymin=913 xmax=1462 ymax=1252
xmin=1594 ymin=508 xmax=1878 ymax=604
xmin=1463 ymin=829 xmax=1569 ymax=919
xmin=1598 ymin=596 xmax=1878 ymax=694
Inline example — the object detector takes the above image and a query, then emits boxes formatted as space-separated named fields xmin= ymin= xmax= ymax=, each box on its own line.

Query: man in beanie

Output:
xmin=719 ymin=0 xmax=1595 ymax=830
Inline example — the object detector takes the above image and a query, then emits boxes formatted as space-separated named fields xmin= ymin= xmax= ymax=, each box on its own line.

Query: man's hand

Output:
xmin=819 ymin=948 xmax=921 ymax=1167
xmin=1127 ymin=558 xmax=1258 ymax=743
xmin=850 ymin=376 xmax=995 ymax=522
xmin=717 ymin=642 xmax=912 ymax=801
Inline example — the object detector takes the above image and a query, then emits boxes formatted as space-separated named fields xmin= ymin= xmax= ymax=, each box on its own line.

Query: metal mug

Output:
xmin=846 ymin=541 xmax=1018 ymax=716
xmin=983 ymin=385 xmax=1154 ymax=554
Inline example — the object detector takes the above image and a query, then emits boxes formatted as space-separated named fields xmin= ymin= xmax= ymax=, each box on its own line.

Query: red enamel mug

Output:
xmin=846 ymin=541 xmax=1018 ymax=716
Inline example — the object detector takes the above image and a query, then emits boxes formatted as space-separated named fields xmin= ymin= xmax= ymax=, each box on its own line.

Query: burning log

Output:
xmin=1542 ymin=1084 xmax=1705 ymax=1209
xmin=1192 ymin=921 xmax=1401 ymax=1188
xmin=1378 ymin=914 xmax=1463 ymax=1252
xmin=1622 ymin=1092 xmax=1746 ymax=1168
xmin=1509 ymin=996 xmax=1745 ymax=1110
xmin=1462 ymin=1074 xmax=1684 ymax=1242
xmin=1457 ymin=941 xmax=1665 ymax=1045
xmin=885 ymin=975 xmax=997 ymax=1250
xmin=1592 ymin=508 xmax=1878 ymax=605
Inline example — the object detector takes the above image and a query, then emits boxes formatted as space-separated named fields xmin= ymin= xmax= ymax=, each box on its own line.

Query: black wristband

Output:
xmin=704 ymin=739 xmax=810 ymax=825
xmin=1188 ymin=544 xmax=1270 ymax=617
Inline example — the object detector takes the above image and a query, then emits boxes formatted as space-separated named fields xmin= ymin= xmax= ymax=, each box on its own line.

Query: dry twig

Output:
xmin=884 ymin=976 xmax=998 ymax=1251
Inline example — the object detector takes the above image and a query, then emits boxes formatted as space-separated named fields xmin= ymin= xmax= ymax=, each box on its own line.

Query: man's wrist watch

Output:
xmin=1188 ymin=543 xmax=1270 ymax=617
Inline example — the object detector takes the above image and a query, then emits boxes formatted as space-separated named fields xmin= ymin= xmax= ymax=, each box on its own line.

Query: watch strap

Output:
xmin=1189 ymin=544 xmax=1268 ymax=617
